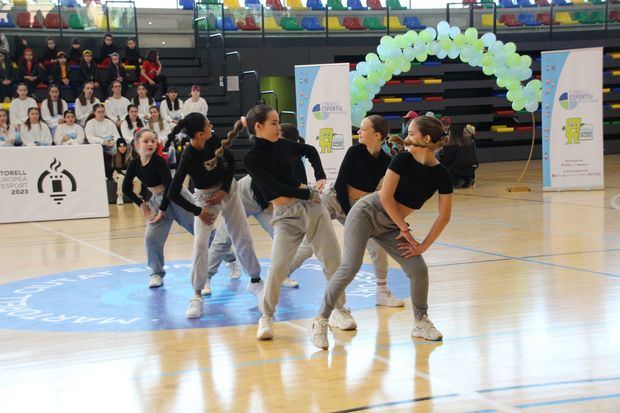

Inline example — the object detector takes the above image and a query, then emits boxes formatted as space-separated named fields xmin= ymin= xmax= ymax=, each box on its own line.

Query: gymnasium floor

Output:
xmin=0 ymin=157 xmax=619 ymax=413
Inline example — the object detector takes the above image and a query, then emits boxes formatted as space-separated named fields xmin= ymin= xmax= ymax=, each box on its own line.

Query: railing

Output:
xmin=260 ymin=90 xmax=279 ymax=112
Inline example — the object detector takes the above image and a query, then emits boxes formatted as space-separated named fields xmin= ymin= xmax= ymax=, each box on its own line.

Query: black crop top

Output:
xmin=388 ymin=152 xmax=453 ymax=209
xmin=123 ymin=155 xmax=172 ymax=211
xmin=335 ymin=144 xmax=391 ymax=214
xmin=168 ymin=137 xmax=235 ymax=215
xmin=244 ymin=138 xmax=326 ymax=202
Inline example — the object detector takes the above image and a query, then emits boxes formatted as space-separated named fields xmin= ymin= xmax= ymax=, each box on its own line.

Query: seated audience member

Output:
xmin=75 ymin=81 xmax=100 ymax=126
xmin=120 ymin=104 xmax=145 ymax=143
xmin=19 ymin=107 xmax=52 ymax=146
xmin=182 ymin=85 xmax=208 ymax=116
xmin=440 ymin=115 xmax=452 ymax=134
xmin=439 ymin=124 xmax=478 ymax=189
xmin=54 ymin=110 xmax=85 ymax=145
xmin=85 ymin=103 xmax=121 ymax=176
xmin=9 ymin=83 xmax=37 ymax=129
xmin=41 ymin=84 xmax=68 ymax=135
xmin=105 ymin=52 xmax=128 ymax=96
xmin=160 ymin=87 xmax=183 ymax=124
xmin=147 ymin=105 xmax=170 ymax=144
xmin=18 ymin=48 xmax=42 ymax=95
xmin=98 ymin=33 xmax=117 ymax=68
xmin=78 ymin=50 xmax=100 ymax=90
xmin=0 ymin=108 xmax=16 ymax=146
xmin=104 ymin=80 xmax=131 ymax=127
xmin=41 ymin=37 xmax=59 ymax=72
xmin=0 ymin=33 xmax=9 ymax=56
xmin=12 ymin=36 xmax=28 ymax=63
xmin=51 ymin=51 xmax=72 ymax=89
xmin=132 ymin=84 xmax=154 ymax=120
xmin=0 ymin=51 xmax=15 ymax=103
xmin=140 ymin=49 xmax=167 ymax=98
xmin=124 ymin=38 xmax=142 ymax=67
xmin=401 ymin=110 xmax=418 ymax=137
xmin=111 ymin=137 xmax=139 ymax=205
xmin=69 ymin=38 xmax=83 ymax=65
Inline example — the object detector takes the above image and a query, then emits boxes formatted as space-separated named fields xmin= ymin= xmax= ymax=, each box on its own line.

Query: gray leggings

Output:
xmin=319 ymin=193 xmax=429 ymax=321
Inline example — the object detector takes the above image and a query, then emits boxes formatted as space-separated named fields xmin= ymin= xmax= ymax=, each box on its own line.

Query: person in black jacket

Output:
xmin=77 ymin=50 xmax=100 ymax=90
xmin=105 ymin=53 xmax=127 ymax=96
xmin=438 ymin=124 xmax=478 ymax=188
xmin=0 ymin=51 xmax=15 ymax=102
xmin=17 ymin=48 xmax=42 ymax=95
xmin=98 ymin=33 xmax=117 ymax=67
xmin=51 ymin=51 xmax=71 ymax=88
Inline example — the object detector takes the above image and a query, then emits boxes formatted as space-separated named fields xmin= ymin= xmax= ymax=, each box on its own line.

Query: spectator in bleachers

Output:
xmin=105 ymin=53 xmax=127 ymax=96
xmin=104 ymin=80 xmax=130 ymax=127
xmin=160 ymin=88 xmax=183 ymax=124
xmin=98 ymin=33 xmax=117 ymax=68
xmin=440 ymin=116 xmax=452 ymax=134
xmin=85 ymin=102 xmax=120 ymax=154
xmin=75 ymin=81 xmax=100 ymax=126
xmin=78 ymin=50 xmax=101 ymax=90
xmin=41 ymin=37 xmax=59 ymax=72
xmin=124 ymin=38 xmax=142 ymax=67
xmin=120 ymin=104 xmax=144 ymax=143
xmin=140 ymin=49 xmax=167 ymax=98
xmin=18 ymin=48 xmax=42 ymax=95
xmin=20 ymin=107 xmax=52 ymax=146
xmin=0 ymin=51 xmax=15 ymax=103
xmin=69 ymin=38 xmax=82 ymax=66
xmin=51 ymin=51 xmax=71 ymax=88
xmin=183 ymin=85 xmax=208 ymax=117
xmin=132 ymin=84 xmax=154 ymax=120
xmin=54 ymin=110 xmax=85 ymax=145
xmin=147 ymin=105 xmax=170 ymax=144
xmin=439 ymin=124 xmax=478 ymax=189
xmin=9 ymin=84 xmax=37 ymax=129
xmin=0 ymin=34 xmax=9 ymax=56
xmin=111 ymin=137 xmax=135 ymax=205
xmin=464 ymin=123 xmax=477 ymax=147
xmin=0 ymin=109 xmax=16 ymax=147
xmin=401 ymin=110 xmax=418 ymax=137
xmin=12 ymin=36 xmax=28 ymax=63
xmin=41 ymin=84 xmax=68 ymax=136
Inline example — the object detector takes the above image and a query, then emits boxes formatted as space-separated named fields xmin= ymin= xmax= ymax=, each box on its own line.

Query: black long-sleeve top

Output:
xmin=18 ymin=60 xmax=41 ymax=80
xmin=168 ymin=137 xmax=235 ymax=215
xmin=106 ymin=63 xmax=127 ymax=84
xmin=124 ymin=48 xmax=141 ymax=66
xmin=243 ymin=137 xmax=326 ymax=203
xmin=78 ymin=62 xmax=99 ymax=84
xmin=334 ymin=143 xmax=391 ymax=214
xmin=123 ymin=155 xmax=173 ymax=211
xmin=438 ymin=144 xmax=478 ymax=178
xmin=0 ymin=61 xmax=15 ymax=81
xmin=98 ymin=44 xmax=117 ymax=63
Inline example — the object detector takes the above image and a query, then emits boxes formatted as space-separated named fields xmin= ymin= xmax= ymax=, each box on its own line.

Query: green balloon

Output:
xmin=504 ymin=42 xmax=517 ymax=55
xmin=419 ymin=30 xmax=433 ymax=43
xmin=496 ymin=77 xmax=507 ymax=88
xmin=417 ymin=52 xmax=428 ymax=62
xmin=506 ymin=80 xmax=521 ymax=91
xmin=400 ymin=60 xmax=411 ymax=72
xmin=512 ymin=100 xmax=525 ymax=111
xmin=368 ymin=71 xmax=381 ymax=84
xmin=440 ymin=38 xmax=452 ymax=51
xmin=482 ymin=65 xmax=495 ymax=76
xmin=507 ymin=53 xmax=520 ymax=68
xmin=464 ymin=27 xmax=478 ymax=41
xmin=454 ymin=34 xmax=466 ymax=48
xmin=404 ymin=30 xmax=418 ymax=45
xmin=528 ymin=79 xmax=542 ymax=90
xmin=395 ymin=35 xmax=409 ymax=49
xmin=353 ymin=76 xmax=366 ymax=88
xmin=472 ymin=39 xmax=485 ymax=53
xmin=520 ymin=55 xmax=532 ymax=68
xmin=481 ymin=54 xmax=494 ymax=67
xmin=380 ymin=35 xmax=395 ymax=46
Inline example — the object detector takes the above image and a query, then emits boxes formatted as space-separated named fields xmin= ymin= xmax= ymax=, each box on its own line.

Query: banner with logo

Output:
xmin=0 ymin=145 xmax=109 ymax=223
xmin=295 ymin=63 xmax=352 ymax=183
xmin=541 ymin=47 xmax=604 ymax=191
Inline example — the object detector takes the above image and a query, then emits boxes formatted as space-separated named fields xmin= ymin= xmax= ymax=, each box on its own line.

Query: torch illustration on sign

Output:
xmin=37 ymin=158 xmax=77 ymax=205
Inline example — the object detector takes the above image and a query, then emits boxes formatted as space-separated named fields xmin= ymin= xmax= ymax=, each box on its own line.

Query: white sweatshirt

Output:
xmin=19 ymin=123 xmax=53 ymax=146
xmin=104 ymin=96 xmax=131 ymax=122
xmin=160 ymin=99 xmax=184 ymax=123
xmin=9 ymin=97 xmax=37 ymax=127
xmin=54 ymin=123 xmax=86 ymax=145
xmin=74 ymin=97 xmax=100 ymax=126
xmin=120 ymin=118 xmax=143 ymax=143
xmin=40 ymin=99 xmax=69 ymax=130
xmin=135 ymin=97 xmax=153 ymax=120
xmin=84 ymin=118 xmax=120 ymax=145
xmin=147 ymin=119 xmax=171 ymax=144
xmin=182 ymin=97 xmax=208 ymax=117
xmin=0 ymin=124 xmax=16 ymax=146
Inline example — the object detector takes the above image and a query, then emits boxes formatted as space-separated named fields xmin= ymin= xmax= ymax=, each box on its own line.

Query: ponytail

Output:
xmin=204 ymin=119 xmax=243 ymax=170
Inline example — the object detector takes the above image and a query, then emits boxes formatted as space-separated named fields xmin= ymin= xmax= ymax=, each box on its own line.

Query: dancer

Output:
xmin=167 ymin=113 xmax=262 ymax=319
xmin=123 ymin=129 xmax=195 ymax=288
xmin=243 ymin=104 xmax=355 ymax=340
xmin=311 ymin=115 xmax=453 ymax=350
xmin=286 ymin=115 xmax=404 ymax=307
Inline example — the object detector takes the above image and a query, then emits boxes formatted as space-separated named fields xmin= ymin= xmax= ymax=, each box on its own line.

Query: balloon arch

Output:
xmin=349 ymin=21 xmax=542 ymax=126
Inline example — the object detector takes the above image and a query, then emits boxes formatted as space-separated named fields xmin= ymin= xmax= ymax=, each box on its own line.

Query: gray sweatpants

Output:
xmin=319 ymin=193 xmax=429 ymax=321
xmin=261 ymin=198 xmax=343 ymax=317
xmin=287 ymin=188 xmax=388 ymax=281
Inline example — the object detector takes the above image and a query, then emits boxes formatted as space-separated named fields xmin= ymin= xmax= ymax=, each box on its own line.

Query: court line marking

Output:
xmin=282 ymin=321 xmax=519 ymax=413
xmin=32 ymin=222 xmax=137 ymax=265
xmin=455 ymin=191 xmax=618 ymax=211
xmin=465 ymin=392 xmax=620 ymax=412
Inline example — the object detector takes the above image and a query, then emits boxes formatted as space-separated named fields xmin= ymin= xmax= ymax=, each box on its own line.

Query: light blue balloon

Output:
xmin=356 ymin=61 xmax=369 ymax=75
xmin=449 ymin=26 xmax=461 ymax=39
xmin=489 ymin=40 xmax=504 ymax=55
xmin=448 ymin=47 xmax=460 ymax=60
xmin=413 ymin=42 xmax=426 ymax=54
xmin=361 ymin=99 xmax=373 ymax=112
xmin=437 ymin=21 xmax=450 ymax=37
xmin=368 ymin=83 xmax=380 ymax=95
xmin=403 ymin=47 xmax=416 ymax=61
xmin=368 ymin=60 xmax=382 ymax=72
xmin=519 ymin=68 xmax=533 ymax=81
xmin=377 ymin=44 xmax=391 ymax=60
xmin=437 ymin=49 xmax=448 ymax=59
xmin=525 ymin=100 xmax=538 ymax=112
xmin=349 ymin=70 xmax=358 ymax=81
xmin=480 ymin=32 xmax=496 ymax=48
xmin=425 ymin=27 xmax=437 ymax=40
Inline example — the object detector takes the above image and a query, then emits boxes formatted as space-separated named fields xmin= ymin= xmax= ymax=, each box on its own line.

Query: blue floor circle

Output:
xmin=0 ymin=259 xmax=410 ymax=332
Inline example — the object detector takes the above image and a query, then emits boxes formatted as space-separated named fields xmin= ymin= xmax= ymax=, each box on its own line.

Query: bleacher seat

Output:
xmin=343 ymin=16 xmax=366 ymax=30
xmin=517 ymin=0 xmax=535 ymax=6
xmin=44 ymin=13 xmax=68 ymax=29
xmin=237 ymin=15 xmax=260 ymax=30
xmin=323 ymin=16 xmax=346 ymax=30
xmin=553 ymin=0 xmax=572 ymax=5
xmin=216 ymin=15 xmax=239 ymax=30
xmin=69 ymin=13 xmax=85 ymax=29
xmin=384 ymin=16 xmax=406 ymax=30
xmin=571 ymin=0 xmax=585 ymax=4
xmin=499 ymin=0 xmax=518 ymax=7
xmin=537 ymin=13 xmax=556 ymax=25
xmin=610 ymin=11 xmax=620 ymax=23
xmin=266 ymin=0 xmax=286 ymax=10
xmin=462 ymin=0 xmax=476 ymax=4
xmin=519 ymin=13 xmax=542 ymax=26
xmin=500 ymin=14 xmax=524 ymax=26
xmin=307 ymin=0 xmax=326 ymax=10
xmin=302 ymin=16 xmax=325 ymax=30
xmin=288 ymin=0 xmax=307 ymax=9
xmin=386 ymin=0 xmax=406 ymax=10
xmin=327 ymin=0 xmax=347 ymax=10
xmin=245 ymin=0 xmax=261 ymax=6
xmin=535 ymin=0 xmax=550 ymax=5
xmin=16 ymin=12 xmax=31 ymax=28
xmin=348 ymin=0 xmax=367 ymax=10
xmin=482 ymin=14 xmax=505 ymax=27
xmin=223 ymin=0 xmax=241 ymax=8
xmin=367 ymin=0 xmax=384 ymax=9
xmin=0 ymin=15 xmax=15 ymax=28
xmin=264 ymin=16 xmax=283 ymax=30
xmin=574 ymin=11 xmax=605 ymax=24
xmin=180 ymin=0 xmax=195 ymax=10
xmin=32 ymin=13 xmax=44 ymax=29
xmin=363 ymin=16 xmax=386 ymax=30
xmin=403 ymin=16 xmax=425 ymax=29
xmin=555 ymin=11 xmax=579 ymax=24
xmin=281 ymin=16 xmax=303 ymax=30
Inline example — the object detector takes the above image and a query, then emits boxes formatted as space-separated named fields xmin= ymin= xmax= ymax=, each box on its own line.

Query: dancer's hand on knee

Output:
xmin=397 ymin=241 xmax=427 ymax=258
xmin=199 ymin=208 xmax=215 ymax=225
xmin=149 ymin=210 xmax=165 ymax=224
xmin=395 ymin=228 xmax=418 ymax=247
xmin=206 ymin=190 xmax=226 ymax=206
xmin=315 ymin=179 xmax=327 ymax=193
xmin=140 ymin=202 xmax=152 ymax=220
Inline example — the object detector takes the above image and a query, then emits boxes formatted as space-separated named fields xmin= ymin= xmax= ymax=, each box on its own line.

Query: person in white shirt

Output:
xmin=182 ymin=85 xmax=208 ymax=117
xmin=75 ymin=81 xmax=100 ymax=126
xmin=54 ymin=110 xmax=85 ymax=145
xmin=9 ymin=83 xmax=37 ymax=129
xmin=160 ymin=87 xmax=184 ymax=125
xmin=104 ymin=80 xmax=130 ymax=128
xmin=132 ymin=83 xmax=154 ymax=120
xmin=0 ymin=108 xmax=16 ymax=147
xmin=40 ymin=85 xmax=68 ymax=136
xmin=20 ymin=107 xmax=52 ymax=146
xmin=84 ymin=103 xmax=120 ymax=154
xmin=147 ymin=105 xmax=170 ymax=145
xmin=120 ymin=104 xmax=145 ymax=143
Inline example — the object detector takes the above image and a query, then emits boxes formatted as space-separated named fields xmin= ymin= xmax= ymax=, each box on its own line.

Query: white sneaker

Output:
xmin=227 ymin=260 xmax=241 ymax=279
xmin=116 ymin=196 xmax=124 ymax=205
xmin=411 ymin=315 xmax=443 ymax=341
xmin=256 ymin=315 xmax=273 ymax=340
xmin=149 ymin=274 xmax=163 ymax=288
xmin=376 ymin=289 xmax=405 ymax=307
xmin=247 ymin=279 xmax=264 ymax=296
xmin=281 ymin=277 xmax=299 ymax=288
xmin=201 ymin=278 xmax=212 ymax=296
xmin=310 ymin=317 xmax=329 ymax=350
xmin=329 ymin=307 xmax=357 ymax=330
xmin=185 ymin=297 xmax=203 ymax=319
